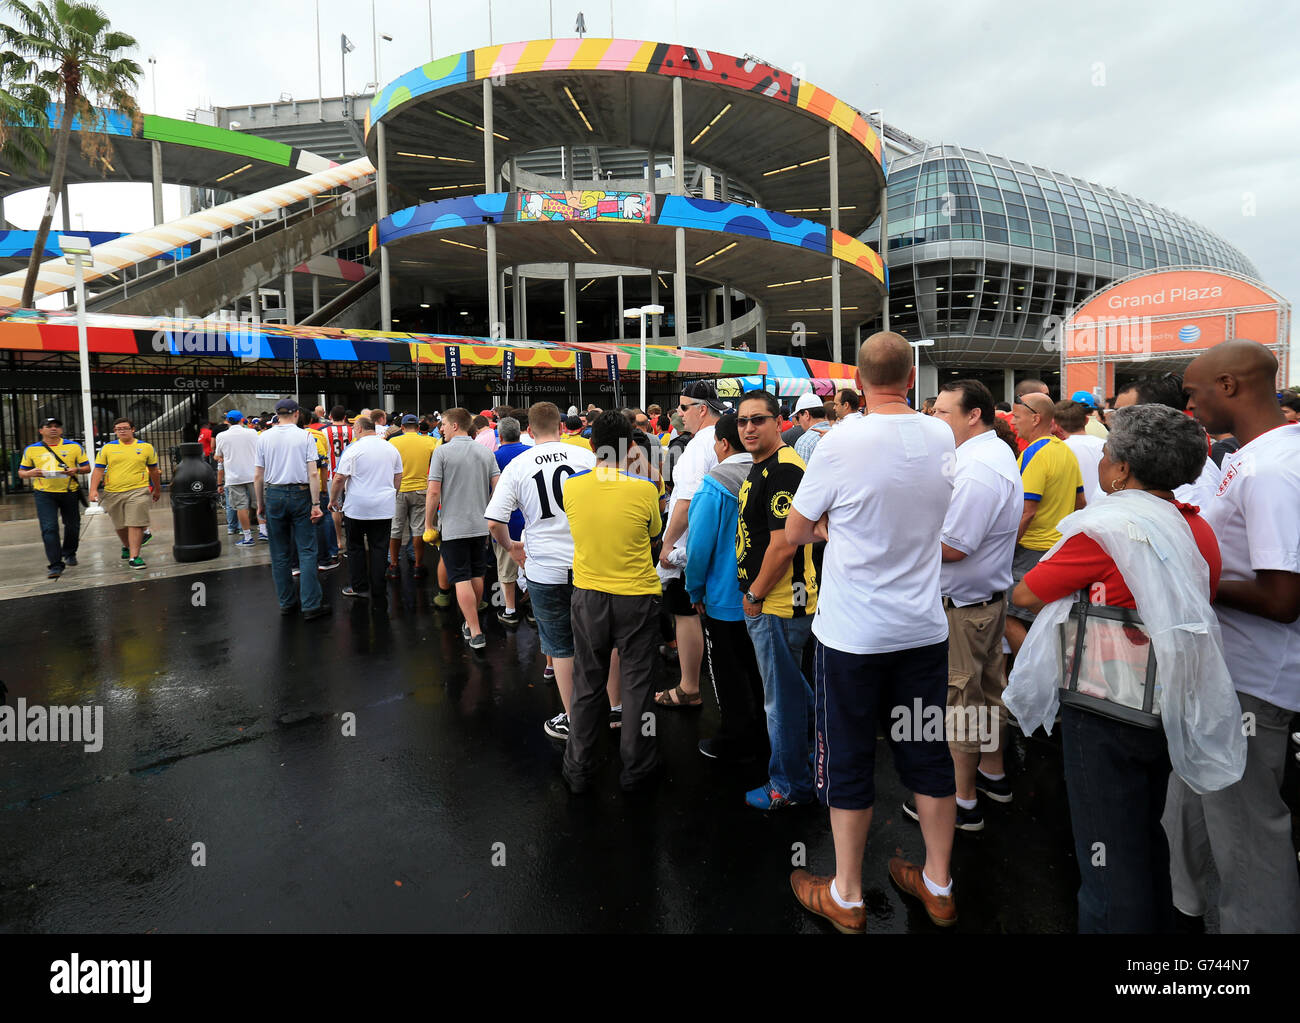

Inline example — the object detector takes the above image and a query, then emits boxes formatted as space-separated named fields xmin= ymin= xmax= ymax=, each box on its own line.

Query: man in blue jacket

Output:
xmin=685 ymin=413 xmax=767 ymax=763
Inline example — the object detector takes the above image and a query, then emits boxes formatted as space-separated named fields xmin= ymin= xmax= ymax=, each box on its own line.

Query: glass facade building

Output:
xmin=863 ymin=144 xmax=1256 ymax=374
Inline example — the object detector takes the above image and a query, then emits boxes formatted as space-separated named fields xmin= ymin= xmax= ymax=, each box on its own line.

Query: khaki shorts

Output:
xmin=101 ymin=487 xmax=152 ymax=529
xmin=391 ymin=490 xmax=427 ymax=541
xmin=226 ymin=482 xmax=255 ymax=510
xmin=944 ymin=596 xmax=1008 ymax=754
xmin=494 ymin=539 xmax=519 ymax=584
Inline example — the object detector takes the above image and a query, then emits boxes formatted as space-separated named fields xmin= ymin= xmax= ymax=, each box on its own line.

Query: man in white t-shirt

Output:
xmin=214 ymin=410 xmax=260 ymax=544
xmin=932 ymin=379 xmax=1024 ymax=831
xmin=1054 ymin=399 xmax=1106 ymax=505
xmin=329 ymin=415 xmax=403 ymax=602
xmin=1114 ymin=375 xmax=1222 ymax=507
xmin=485 ymin=402 xmax=596 ymax=741
xmin=1165 ymin=339 xmax=1300 ymax=934
xmin=655 ymin=380 xmax=725 ymax=708
xmin=785 ymin=332 xmax=958 ymax=934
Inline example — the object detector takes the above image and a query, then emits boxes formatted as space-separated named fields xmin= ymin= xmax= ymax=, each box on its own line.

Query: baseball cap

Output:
xmin=40 ymin=416 xmax=62 ymax=427
xmin=402 ymin=414 xmax=418 ymax=425
xmin=275 ymin=398 xmax=299 ymax=413
xmin=680 ymin=379 xmax=726 ymax=414
xmin=793 ymin=392 xmax=823 ymax=413
xmin=226 ymin=410 xmax=243 ymax=422
xmin=1070 ymin=390 xmax=1098 ymax=408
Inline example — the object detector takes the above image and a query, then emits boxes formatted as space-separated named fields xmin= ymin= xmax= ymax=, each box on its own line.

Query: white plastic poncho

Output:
xmin=1003 ymin=489 xmax=1246 ymax=794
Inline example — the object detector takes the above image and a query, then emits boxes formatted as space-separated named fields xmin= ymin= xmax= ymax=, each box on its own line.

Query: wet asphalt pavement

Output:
xmin=2 ymin=560 xmax=1289 ymax=933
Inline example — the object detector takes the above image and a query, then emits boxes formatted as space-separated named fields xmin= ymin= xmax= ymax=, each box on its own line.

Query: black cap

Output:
xmin=402 ymin=414 xmax=418 ymax=425
xmin=40 ymin=417 xmax=62 ymax=427
xmin=275 ymin=398 xmax=299 ymax=414
xmin=680 ymin=379 xmax=726 ymax=414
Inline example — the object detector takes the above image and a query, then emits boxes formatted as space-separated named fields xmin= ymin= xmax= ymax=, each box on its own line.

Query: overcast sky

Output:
xmin=7 ymin=0 xmax=1298 ymax=378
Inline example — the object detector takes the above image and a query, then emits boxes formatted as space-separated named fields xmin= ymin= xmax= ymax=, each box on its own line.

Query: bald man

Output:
xmin=1163 ymin=339 xmax=1300 ymax=933
xmin=1004 ymin=391 xmax=1084 ymax=656
xmin=786 ymin=331 xmax=960 ymax=932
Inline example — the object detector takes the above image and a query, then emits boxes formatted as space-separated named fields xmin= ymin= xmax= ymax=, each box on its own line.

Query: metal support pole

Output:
xmin=60 ymin=184 xmax=71 ymax=232
xmin=311 ymin=275 xmax=321 ymax=313
xmin=646 ymin=148 xmax=655 ymax=192
xmin=672 ymin=78 xmax=684 ymax=197
xmin=756 ymin=305 xmax=767 ymax=354
xmin=73 ymin=257 xmax=96 ymax=468
xmin=377 ymin=121 xmax=392 ymax=331
xmin=512 ymin=266 xmax=522 ymax=339
xmin=829 ymin=124 xmax=842 ymax=365
xmin=877 ymin=110 xmax=889 ymax=332
xmin=674 ymin=229 xmax=687 ymax=348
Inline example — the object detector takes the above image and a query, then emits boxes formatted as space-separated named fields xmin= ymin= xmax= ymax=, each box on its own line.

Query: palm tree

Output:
xmin=0 ymin=1 xmax=141 ymax=308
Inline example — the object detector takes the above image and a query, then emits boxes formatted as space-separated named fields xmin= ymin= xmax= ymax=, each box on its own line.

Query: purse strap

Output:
xmin=41 ymin=441 xmax=80 ymax=489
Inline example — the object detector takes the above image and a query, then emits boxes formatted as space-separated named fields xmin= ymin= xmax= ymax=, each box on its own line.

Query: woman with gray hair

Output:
xmin=1004 ymin=403 xmax=1246 ymax=933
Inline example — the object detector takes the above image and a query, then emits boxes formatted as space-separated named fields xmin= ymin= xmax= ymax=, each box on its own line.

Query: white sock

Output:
xmin=956 ymin=795 xmax=977 ymax=810
xmin=978 ymin=768 xmax=1005 ymax=781
xmin=242 ymin=530 xmax=252 ymax=540
xmin=830 ymin=879 xmax=864 ymax=909
xmin=610 ymin=704 xmax=621 ymax=713
xmin=923 ymin=870 xmax=953 ymax=897
xmin=505 ymin=605 xmax=515 ymax=614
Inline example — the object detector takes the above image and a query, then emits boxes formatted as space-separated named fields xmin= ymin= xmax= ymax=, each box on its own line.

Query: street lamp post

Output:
xmin=625 ymin=304 xmax=665 ymax=410
xmin=60 ymin=235 xmax=101 ymax=513
xmin=909 ymin=337 xmax=934 ymax=409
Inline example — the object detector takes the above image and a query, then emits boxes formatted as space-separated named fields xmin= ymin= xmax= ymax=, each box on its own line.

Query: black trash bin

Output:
xmin=171 ymin=442 xmax=221 ymax=562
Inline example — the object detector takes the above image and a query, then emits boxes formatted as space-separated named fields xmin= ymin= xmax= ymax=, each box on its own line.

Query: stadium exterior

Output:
xmin=861 ymin=141 xmax=1258 ymax=399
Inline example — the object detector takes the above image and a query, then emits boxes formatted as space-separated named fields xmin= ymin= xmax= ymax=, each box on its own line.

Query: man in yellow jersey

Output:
xmin=19 ymin=417 xmax=91 ymax=579
xmin=89 ymin=417 xmax=160 ymax=570
xmin=1004 ymin=392 xmax=1084 ymax=655
xmin=734 ymin=389 xmax=819 ymax=810
xmin=562 ymin=411 xmax=664 ymax=794
xmin=561 ymin=414 xmax=593 ymax=451
xmin=389 ymin=414 xmax=439 ymax=579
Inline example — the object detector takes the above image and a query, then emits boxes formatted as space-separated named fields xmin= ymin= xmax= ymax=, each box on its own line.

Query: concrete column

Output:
xmin=918 ymin=362 xmax=938 ymax=403
xmin=512 ymin=266 xmax=522 ymax=339
xmin=60 ymin=184 xmax=71 ymax=231
xmin=483 ymin=79 xmax=497 ymax=190
xmin=508 ymin=156 xmax=517 ymax=190
xmin=311 ymin=275 xmax=321 ymax=313
xmin=563 ymin=145 xmax=573 ymax=189
xmin=650 ymin=272 xmax=660 ymax=339
xmin=566 ymin=263 xmax=576 ymax=344
xmin=719 ymin=172 xmax=728 ymax=203
xmin=519 ymin=274 xmax=528 ymax=339
xmin=487 ymin=223 xmax=499 ymax=337
xmin=723 ymin=285 xmax=733 ymax=350
xmin=674 ymin=228 xmax=687 ymax=347
xmin=672 ymin=78 xmax=684 ymax=197
xmin=646 ymin=148 xmax=655 ymax=192
xmin=250 ymin=289 xmax=261 ymax=321
xmin=1003 ymin=367 xmax=1016 ymax=404
xmin=150 ymin=141 xmax=164 ymax=225
xmin=283 ymin=273 xmax=296 ymax=326
xmin=701 ymin=292 xmax=710 ymax=330
xmin=616 ymin=275 xmax=625 ymax=340
xmin=829 ymin=125 xmax=842 ymax=365
xmin=756 ymin=305 xmax=767 ymax=354
xmin=377 ymin=121 xmax=392 ymax=333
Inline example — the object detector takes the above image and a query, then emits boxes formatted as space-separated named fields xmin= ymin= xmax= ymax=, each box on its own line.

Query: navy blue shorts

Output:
xmin=813 ymin=639 xmax=955 ymax=810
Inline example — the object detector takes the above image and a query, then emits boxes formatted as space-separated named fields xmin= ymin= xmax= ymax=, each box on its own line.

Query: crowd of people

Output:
xmin=17 ymin=334 xmax=1300 ymax=935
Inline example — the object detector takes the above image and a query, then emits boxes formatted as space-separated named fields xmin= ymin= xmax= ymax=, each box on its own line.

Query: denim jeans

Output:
xmin=744 ymin=611 xmax=815 ymax=801
xmin=35 ymin=490 xmax=80 ymax=570
xmin=266 ymin=486 xmax=322 ymax=611
xmin=224 ymin=488 xmax=239 ymax=532
xmin=1061 ymin=704 xmax=1174 ymax=933
xmin=317 ymin=489 xmax=338 ymax=561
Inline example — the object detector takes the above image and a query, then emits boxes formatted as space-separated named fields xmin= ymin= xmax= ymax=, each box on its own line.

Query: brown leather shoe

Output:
xmin=790 ymin=870 xmax=865 ymax=934
xmin=888 ymin=857 xmax=957 ymax=927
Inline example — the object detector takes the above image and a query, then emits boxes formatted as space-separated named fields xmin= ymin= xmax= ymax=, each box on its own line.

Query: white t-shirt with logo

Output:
xmin=662 ymin=423 xmax=717 ymax=579
xmin=1064 ymin=433 xmax=1106 ymax=505
xmin=214 ymin=424 xmax=259 ymax=485
xmin=335 ymin=434 xmax=403 ymax=521
xmin=1174 ymin=454 xmax=1223 ymax=510
xmin=484 ymin=440 xmax=597 ymax=585
xmin=1202 ymin=423 xmax=1300 ymax=711
xmin=940 ymin=429 xmax=1023 ymax=605
xmin=792 ymin=412 xmax=955 ymax=655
